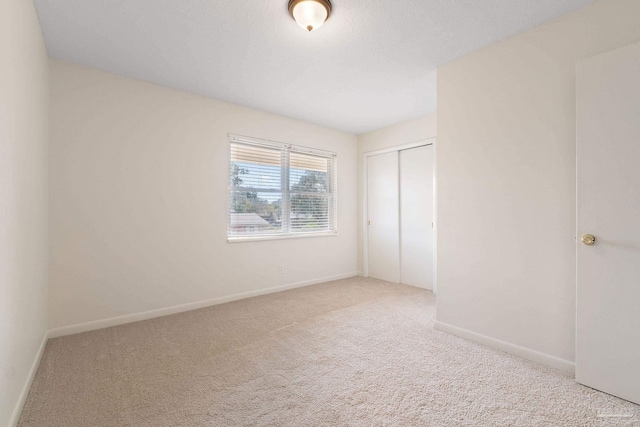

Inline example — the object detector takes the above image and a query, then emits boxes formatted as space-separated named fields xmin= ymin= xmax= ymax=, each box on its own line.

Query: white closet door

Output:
xmin=576 ymin=41 xmax=640 ymax=405
xmin=400 ymin=146 xmax=434 ymax=289
xmin=367 ymin=151 xmax=400 ymax=283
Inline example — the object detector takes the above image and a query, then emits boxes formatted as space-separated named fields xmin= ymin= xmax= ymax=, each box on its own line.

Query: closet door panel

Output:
xmin=367 ymin=152 xmax=400 ymax=283
xmin=400 ymin=146 xmax=434 ymax=289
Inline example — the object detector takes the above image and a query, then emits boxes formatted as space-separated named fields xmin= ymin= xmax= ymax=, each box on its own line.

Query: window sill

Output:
xmin=227 ymin=231 xmax=337 ymax=243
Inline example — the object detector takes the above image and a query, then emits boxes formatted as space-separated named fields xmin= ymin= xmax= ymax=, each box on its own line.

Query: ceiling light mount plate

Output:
xmin=288 ymin=0 xmax=332 ymax=32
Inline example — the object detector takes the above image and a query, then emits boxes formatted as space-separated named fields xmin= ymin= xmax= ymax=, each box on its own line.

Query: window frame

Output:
xmin=227 ymin=134 xmax=338 ymax=243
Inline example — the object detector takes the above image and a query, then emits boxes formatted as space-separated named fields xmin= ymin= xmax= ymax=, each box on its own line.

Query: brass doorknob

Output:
xmin=582 ymin=234 xmax=596 ymax=246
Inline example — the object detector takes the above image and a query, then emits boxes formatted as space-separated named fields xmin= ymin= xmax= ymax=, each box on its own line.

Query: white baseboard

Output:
xmin=48 ymin=272 xmax=359 ymax=339
xmin=434 ymin=320 xmax=575 ymax=374
xmin=9 ymin=332 xmax=49 ymax=427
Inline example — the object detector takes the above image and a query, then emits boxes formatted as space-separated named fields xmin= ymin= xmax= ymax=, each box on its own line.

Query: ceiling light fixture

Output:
xmin=288 ymin=0 xmax=332 ymax=32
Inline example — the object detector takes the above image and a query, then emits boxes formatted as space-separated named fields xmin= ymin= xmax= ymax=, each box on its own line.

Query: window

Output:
xmin=228 ymin=134 xmax=337 ymax=240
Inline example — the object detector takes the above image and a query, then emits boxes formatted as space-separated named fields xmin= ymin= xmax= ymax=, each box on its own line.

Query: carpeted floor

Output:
xmin=18 ymin=277 xmax=640 ymax=426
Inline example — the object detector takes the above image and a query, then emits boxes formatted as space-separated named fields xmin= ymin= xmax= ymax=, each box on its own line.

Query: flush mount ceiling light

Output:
xmin=288 ymin=0 xmax=332 ymax=32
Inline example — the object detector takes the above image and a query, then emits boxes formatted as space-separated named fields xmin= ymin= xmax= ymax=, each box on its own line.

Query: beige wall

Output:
xmin=356 ymin=115 xmax=437 ymax=275
xmin=0 ymin=0 xmax=50 ymax=425
xmin=49 ymin=60 xmax=358 ymax=330
xmin=436 ymin=0 xmax=640 ymax=367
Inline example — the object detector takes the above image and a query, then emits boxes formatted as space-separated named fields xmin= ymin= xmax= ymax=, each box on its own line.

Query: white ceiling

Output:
xmin=33 ymin=0 xmax=597 ymax=134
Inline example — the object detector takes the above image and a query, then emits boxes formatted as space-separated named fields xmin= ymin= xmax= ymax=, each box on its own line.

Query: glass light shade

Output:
xmin=291 ymin=0 xmax=329 ymax=32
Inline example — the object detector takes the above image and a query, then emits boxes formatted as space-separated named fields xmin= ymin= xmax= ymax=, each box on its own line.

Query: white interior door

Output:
xmin=400 ymin=146 xmax=434 ymax=289
xmin=576 ymin=41 xmax=640 ymax=405
xmin=367 ymin=151 xmax=400 ymax=283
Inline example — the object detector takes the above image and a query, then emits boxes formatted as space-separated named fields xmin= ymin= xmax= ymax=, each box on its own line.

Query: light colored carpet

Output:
xmin=19 ymin=277 xmax=639 ymax=426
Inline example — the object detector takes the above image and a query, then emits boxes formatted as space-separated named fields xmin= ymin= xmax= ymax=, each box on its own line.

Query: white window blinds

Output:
xmin=228 ymin=135 xmax=337 ymax=239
